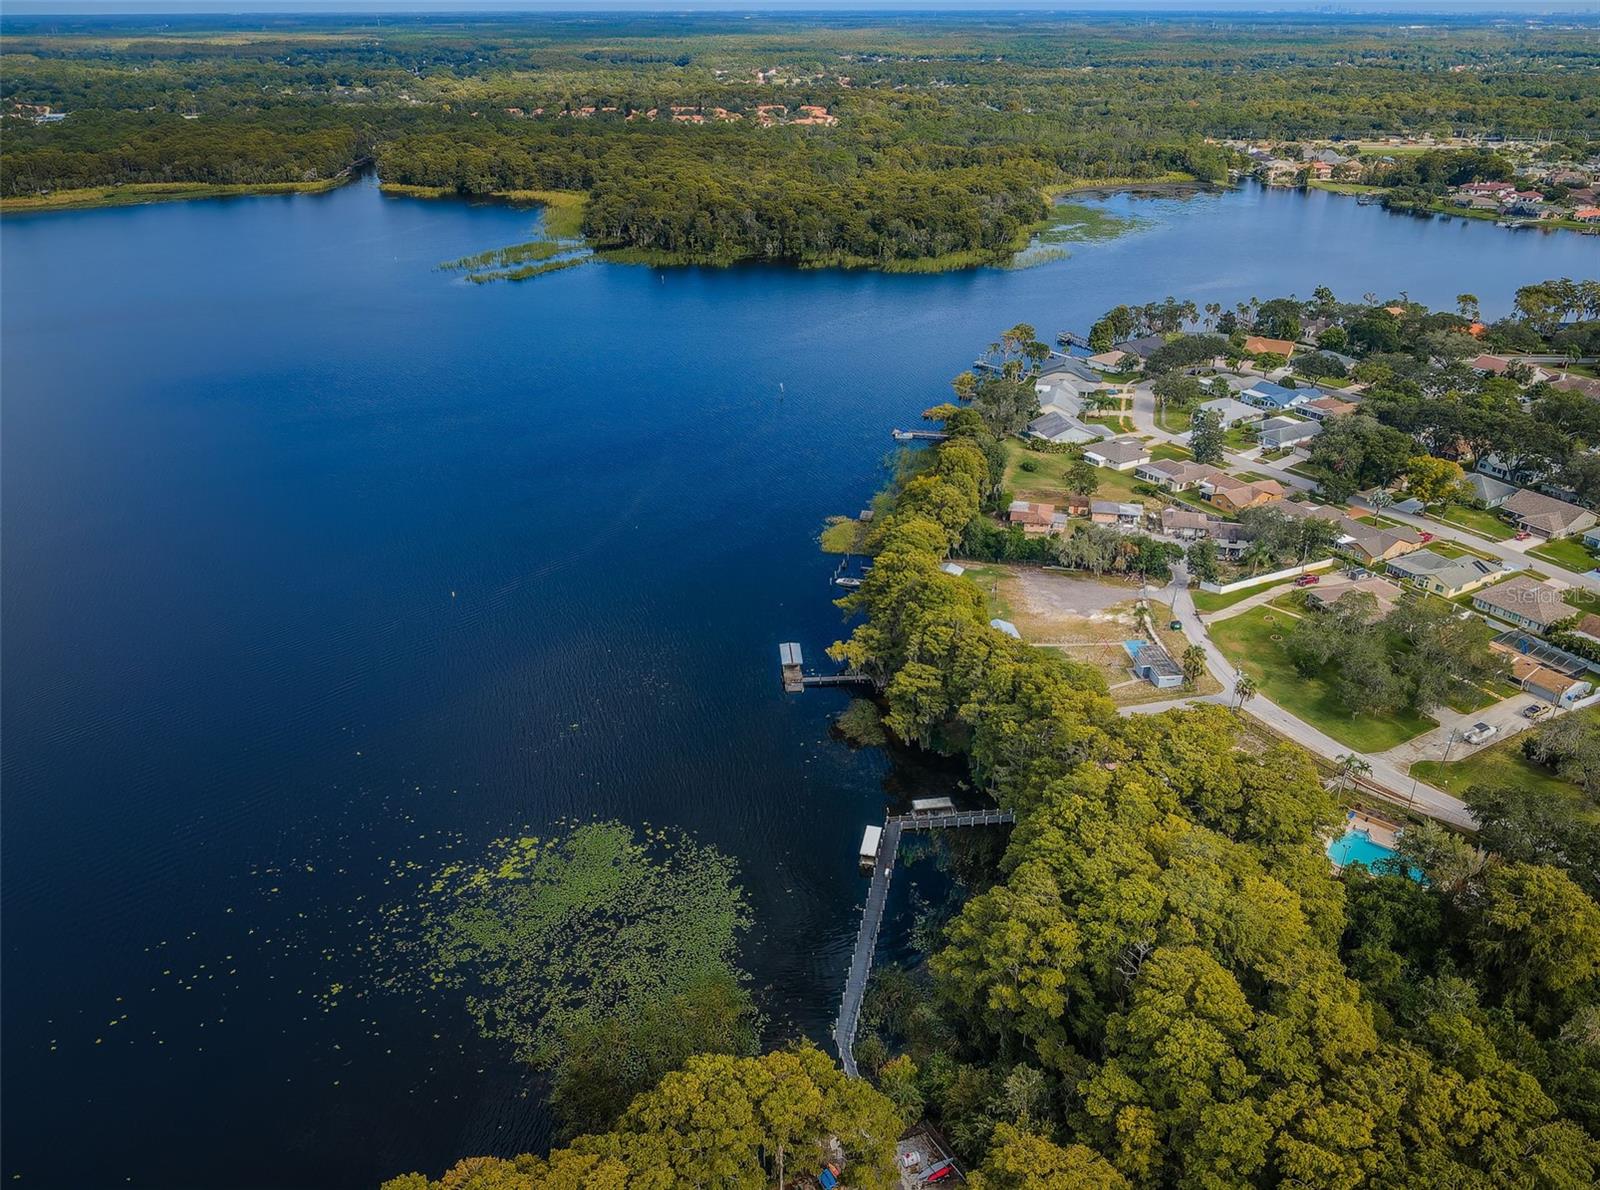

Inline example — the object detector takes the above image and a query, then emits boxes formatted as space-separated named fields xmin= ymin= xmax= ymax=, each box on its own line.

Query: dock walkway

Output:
xmin=834 ymin=808 xmax=1015 ymax=1076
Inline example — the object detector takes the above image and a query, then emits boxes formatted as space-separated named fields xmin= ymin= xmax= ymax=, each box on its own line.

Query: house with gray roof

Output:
xmin=1502 ymin=488 xmax=1596 ymax=540
xmin=1471 ymin=575 xmax=1570 ymax=634
xmin=1385 ymin=550 xmax=1512 ymax=598
xmin=1258 ymin=416 xmax=1321 ymax=450
xmin=1195 ymin=396 xmax=1261 ymax=428
xmin=1466 ymin=472 xmax=1519 ymax=509
xmin=1025 ymin=410 xmax=1104 ymax=446
xmin=1083 ymin=437 xmax=1150 ymax=471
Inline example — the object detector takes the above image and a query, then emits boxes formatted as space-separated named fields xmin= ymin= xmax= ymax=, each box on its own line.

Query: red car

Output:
xmin=1515 ymin=530 xmax=1532 ymax=541
xmin=1294 ymin=574 xmax=1320 ymax=587
xmin=923 ymin=1162 xmax=958 ymax=1184
xmin=1418 ymin=531 xmax=1434 ymax=542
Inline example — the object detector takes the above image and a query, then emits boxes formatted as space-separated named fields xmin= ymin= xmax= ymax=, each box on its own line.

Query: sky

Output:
xmin=4 ymin=1 xmax=1597 ymax=14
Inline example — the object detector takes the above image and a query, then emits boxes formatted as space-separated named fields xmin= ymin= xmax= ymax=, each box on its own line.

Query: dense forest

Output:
xmin=3 ymin=13 xmax=1598 ymax=265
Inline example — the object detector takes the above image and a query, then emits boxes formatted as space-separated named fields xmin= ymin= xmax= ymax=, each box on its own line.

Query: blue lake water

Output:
xmin=2 ymin=175 xmax=1592 ymax=1188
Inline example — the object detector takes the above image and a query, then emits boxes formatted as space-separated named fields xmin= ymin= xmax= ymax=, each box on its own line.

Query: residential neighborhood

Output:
xmin=907 ymin=283 xmax=1600 ymax=839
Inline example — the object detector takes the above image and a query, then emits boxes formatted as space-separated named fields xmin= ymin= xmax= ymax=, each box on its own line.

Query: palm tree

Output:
xmin=1334 ymin=753 xmax=1372 ymax=793
xmin=1181 ymin=644 xmax=1208 ymax=688
xmin=1233 ymin=673 xmax=1257 ymax=710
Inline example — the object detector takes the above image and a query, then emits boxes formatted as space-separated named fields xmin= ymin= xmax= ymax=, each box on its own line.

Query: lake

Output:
xmin=2 ymin=176 xmax=1592 ymax=1188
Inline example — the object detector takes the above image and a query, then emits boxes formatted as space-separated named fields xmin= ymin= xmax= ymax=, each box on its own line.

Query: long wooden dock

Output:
xmin=834 ymin=808 xmax=1016 ymax=1077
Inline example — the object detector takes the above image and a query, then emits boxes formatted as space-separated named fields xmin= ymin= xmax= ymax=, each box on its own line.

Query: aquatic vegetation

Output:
xmin=437 ymin=238 xmax=568 ymax=273
xmin=462 ymin=256 xmax=588 ymax=284
xmin=373 ymin=821 xmax=750 ymax=1068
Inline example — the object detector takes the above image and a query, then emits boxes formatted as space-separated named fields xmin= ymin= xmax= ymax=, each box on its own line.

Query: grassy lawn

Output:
xmin=1003 ymin=441 xmax=1151 ymax=507
xmin=1224 ymin=426 xmax=1258 ymax=451
xmin=1430 ymin=504 xmax=1513 ymax=541
xmin=1411 ymin=726 xmax=1598 ymax=813
xmin=1192 ymin=578 xmax=1294 ymax=614
xmin=1527 ymin=535 xmax=1598 ymax=574
xmin=1209 ymin=606 xmax=1438 ymax=750
xmin=1085 ymin=414 xmax=1135 ymax=433
xmin=1156 ymin=405 xmax=1194 ymax=434
xmin=1150 ymin=442 xmax=1192 ymax=462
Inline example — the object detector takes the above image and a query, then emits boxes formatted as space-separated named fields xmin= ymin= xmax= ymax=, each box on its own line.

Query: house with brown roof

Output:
xmin=1514 ymin=660 xmax=1591 ymax=706
xmin=1337 ymin=518 xmax=1423 ymax=565
xmin=1159 ymin=506 xmax=1217 ymax=540
xmin=1501 ymin=488 xmax=1596 ymax=540
xmin=1471 ymin=575 xmax=1570 ymax=634
xmin=1206 ymin=477 xmax=1285 ymax=515
xmin=1243 ymin=335 xmax=1296 ymax=359
xmin=1305 ymin=574 xmax=1404 ymax=619
xmin=1007 ymin=500 xmax=1057 ymax=537
xmin=1302 ymin=396 xmax=1358 ymax=421
xmin=1090 ymin=500 xmax=1142 ymax=527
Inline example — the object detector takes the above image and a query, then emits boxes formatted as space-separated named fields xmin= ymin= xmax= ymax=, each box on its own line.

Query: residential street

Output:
xmin=1126 ymin=563 xmax=1478 ymax=830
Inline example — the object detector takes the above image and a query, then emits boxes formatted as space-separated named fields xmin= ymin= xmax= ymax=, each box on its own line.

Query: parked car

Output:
xmin=923 ymin=1160 xmax=958 ymax=1184
xmin=1462 ymin=722 xmax=1497 ymax=744
xmin=1294 ymin=574 xmax=1320 ymax=587
xmin=1419 ymin=531 xmax=1434 ymax=542
xmin=1523 ymin=703 xmax=1552 ymax=720
xmin=1169 ymin=619 xmax=1183 ymax=631
xmin=1515 ymin=530 xmax=1532 ymax=540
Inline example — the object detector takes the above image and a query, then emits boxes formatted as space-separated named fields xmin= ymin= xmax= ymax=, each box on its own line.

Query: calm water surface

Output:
xmin=2 ymin=177 xmax=1592 ymax=1188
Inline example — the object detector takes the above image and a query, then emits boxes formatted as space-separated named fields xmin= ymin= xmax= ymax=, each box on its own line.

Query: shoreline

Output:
xmin=0 ymin=175 xmax=351 ymax=215
xmin=1305 ymin=178 xmax=1594 ymax=235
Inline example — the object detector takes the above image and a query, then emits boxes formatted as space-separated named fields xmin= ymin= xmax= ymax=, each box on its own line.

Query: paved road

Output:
xmin=1132 ymin=563 xmax=1477 ymax=829
xmin=1375 ymin=693 xmax=1540 ymax=768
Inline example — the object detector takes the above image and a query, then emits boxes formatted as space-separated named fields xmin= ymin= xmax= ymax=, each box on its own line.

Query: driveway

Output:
xmin=1376 ymin=692 xmax=1543 ymax=767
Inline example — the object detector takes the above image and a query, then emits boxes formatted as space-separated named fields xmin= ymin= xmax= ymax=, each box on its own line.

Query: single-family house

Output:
xmin=1090 ymin=499 xmax=1143 ymax=527
xmin=1305 ymin=574 xmax=1404 ymax=619
xmin=1196 ymin=397 xmax=1261 ymax=428
xmin=1501 ymin=488 xmax=1596 ymax=540
xmin=1026 ymin=410 xmax=1104 ymax=446
xmin=1574 ymin=206 xmax=1600 ymax=224
xmin=1471 ymin=575 xmax=1570 ymax=634
xmin=1160 ymin=506 xmax=1216 ymax=540
xmin=1551 ymin=373 xmax=1600 ymax=400
xmin=1086 ymin=349 xmax=1129 ymax=371
xmin=1112 ymin=334 xmax=1169 ymax=365
xmin=1301 ymin=396 xmax=1358 ymax=421
xmin=1206 ymin=476 xmax=1285 ymax=515
xmin=1513 ymin=659 xmax=1591 ymax=706
xmin=1007 ymin=500 xmax=1058 ymax=537
xmin=1258 ymin=416 xmax=1322 ymax=450
xmin=1242 ymin=380 xmax=1318 ymax=411
xmin=1346 ymin=523 xmax=1422 ymax=565
xmin=1569 ymin=612 xmax=1600 ymax=643
xmin=1134 ymin=459 xmax=1227 ymax=491
xmin=1242 ymin=335 xmax=1297 ymax=359
xmin=1084 ymin=437 xmax=1151 ymax=472
xmin=1465 ymin=472 xmax=1518 ymax=509
xmin=1472 ymin=354 xmax=1550 ymax=383
xmin=1385 ymin=550 xmax=1512 ymax=598
xmin=1477 ymin=454 xmax=1520 ymax=483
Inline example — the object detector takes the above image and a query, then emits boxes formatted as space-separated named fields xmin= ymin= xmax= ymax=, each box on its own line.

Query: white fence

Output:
xmin=1197 ymin=557 xmax=1339 ymax=595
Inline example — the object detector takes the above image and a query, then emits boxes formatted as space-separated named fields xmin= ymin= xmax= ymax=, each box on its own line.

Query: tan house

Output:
xmin=1501 ymin=488 xmax=1596 ymax=540
xmin=1302 ymin=396 xmax=1358 ymax=421
xmin=1471 ymin=575 xmax=1570 ymax=634
xmin=1384 ymin=550 xmax=1510 ymax=598
xmin=1204 ymin=475 xmax=1284 ymax=514
xmin=1134 ymin=459 xmax=1229 ymax=491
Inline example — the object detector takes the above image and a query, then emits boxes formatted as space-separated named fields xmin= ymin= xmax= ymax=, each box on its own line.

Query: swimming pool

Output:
xmin=1327 ymin=828 xmax=1422 ymax=880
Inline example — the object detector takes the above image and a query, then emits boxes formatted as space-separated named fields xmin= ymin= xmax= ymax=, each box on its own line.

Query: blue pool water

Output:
xmin=2 ymin=174 xmax=1584 ymax=1187
xmin=1327 ymin=828 xmax=1422 ymax=880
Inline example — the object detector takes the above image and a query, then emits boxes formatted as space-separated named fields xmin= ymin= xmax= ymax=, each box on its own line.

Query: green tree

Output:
xmin=1188 ymin=408 xmax=1224 ymax=464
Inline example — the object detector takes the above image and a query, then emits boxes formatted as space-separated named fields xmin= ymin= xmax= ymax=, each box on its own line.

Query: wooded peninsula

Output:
xmin=4 ymin=12 xmax=1599 ymax=268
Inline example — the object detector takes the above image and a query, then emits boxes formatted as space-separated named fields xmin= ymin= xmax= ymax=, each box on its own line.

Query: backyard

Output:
xmin=1208 ymin=604 xmax=1438 ymax=751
